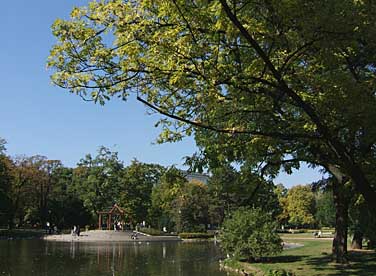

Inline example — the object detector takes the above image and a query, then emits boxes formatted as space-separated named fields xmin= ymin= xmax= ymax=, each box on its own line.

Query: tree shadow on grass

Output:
xmin=263 ymin=255 xmax=308 ymax=263
xmin=305 ymin=250 xmax=376 ymax=276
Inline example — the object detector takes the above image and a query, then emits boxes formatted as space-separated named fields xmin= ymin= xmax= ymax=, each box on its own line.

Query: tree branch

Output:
xmin=137 ymin=96 xmax=319 ymax=140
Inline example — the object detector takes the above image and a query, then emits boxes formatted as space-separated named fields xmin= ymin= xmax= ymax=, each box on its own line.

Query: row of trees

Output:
xmin=0 ymin=139 xmax=280 ymax=233
xmin=276 ymin=184 xmax=334 ymax=229
xmin=2 ymin=135 xmax=373 ymax=232
xmin=2 ymin=136 xmax=374 ymax=261
xmin=0 ymin=142 xmax=168 ymax=229
xmin=276 ymin=182 xmax=376 ymax=249
xmin=0 ymin=140 xmax=90 ymax=229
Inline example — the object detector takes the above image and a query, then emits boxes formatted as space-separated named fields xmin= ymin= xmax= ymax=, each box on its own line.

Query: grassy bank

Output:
xmin=0 ymin=229 xmax=45 ymax=239
xmin=224 ymin=239 xmax=376 ymax=276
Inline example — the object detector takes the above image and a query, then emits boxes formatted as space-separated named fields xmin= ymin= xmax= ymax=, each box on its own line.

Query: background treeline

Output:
xmin=0 ymin=141 xmax=278 ymax=232
xmin=0 ymin=138 xmax=375 ymax=247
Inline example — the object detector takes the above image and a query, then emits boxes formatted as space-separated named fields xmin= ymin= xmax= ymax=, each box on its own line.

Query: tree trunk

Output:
xmin=367 ymin=240 xmax=375 ymax=249
xmin=351 ymin=229 xmax=363 ymax=249
xmin=7 ymin=213 xmax=14 ymax=230
xmin=332 ymin=177 xmax=349 ymax=263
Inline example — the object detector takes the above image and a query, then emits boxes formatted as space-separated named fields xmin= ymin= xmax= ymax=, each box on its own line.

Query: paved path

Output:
xmin=44 ymin=230 xmax=181 ymax=242
xmin=282 ymin=237 xmax=333 ymax=241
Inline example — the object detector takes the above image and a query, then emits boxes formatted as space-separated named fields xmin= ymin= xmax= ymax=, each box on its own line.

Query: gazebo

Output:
xmin=97 ymin=204 xmax=127 ymax=230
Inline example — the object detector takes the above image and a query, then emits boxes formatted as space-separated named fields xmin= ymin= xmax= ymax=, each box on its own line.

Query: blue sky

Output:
xmin=0 ymin=0 xmax=323 ymax=187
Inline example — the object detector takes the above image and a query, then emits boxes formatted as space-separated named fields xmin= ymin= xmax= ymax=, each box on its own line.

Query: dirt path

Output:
xmin=282 ymin=237 xmax=333 ymax=241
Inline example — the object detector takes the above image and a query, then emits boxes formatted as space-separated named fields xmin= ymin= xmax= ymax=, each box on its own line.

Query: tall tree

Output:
xmin=49 ymin=166 xmax=92 ymax=228
xmin=349 ymin=195 xmax=376 ymax=250
xmin=119 ymin=160 xmax=165 ymax=223
xmin=149 ymin=167 xmax=187 ymax=230
xmin=274 ymin=184 xmax=289 ymax=227
xmin=48 ymin=0 xmax=376 ymax=209
xmin=208 ymin=165 xmax=280 ymax=226
xmin=72 ymin=146 xmax=123 ymax=215
xmin=207 ymin=165 xmax=239 ymax=226
xmin=284 ymin=185 xmax=316 ymax=228
xmin=49 ymin=0 xmax=376 ymax=262
xmin=38 ymin=159 xmax=63 ymax=225
xmin=10 ymin=156 xmax=47 ymax=227
xmin=8 ymin=156 xmax=62 ymax=226
xmin=315 ymin=190 xmax=336 ymax=228
xmin=173 ymin=179 xmax=209 ymax=232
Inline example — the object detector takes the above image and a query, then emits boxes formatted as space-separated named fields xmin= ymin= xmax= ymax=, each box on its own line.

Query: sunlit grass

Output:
xmin=227 ymin=238 xmax=376 ymax=276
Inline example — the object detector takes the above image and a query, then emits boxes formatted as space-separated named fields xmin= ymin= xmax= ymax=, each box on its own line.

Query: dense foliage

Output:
xmin=1 ymin=136 xmax=286 ymax=235
xmin=220 ymin=207 xmax=283 ymax=261
xmin=48 ymin=0 xmax=376 ymax=213
xmin=284 ymin=185 xmax=315 ymax=227
xmin=315 ymin=190 xmax=335 ymax=228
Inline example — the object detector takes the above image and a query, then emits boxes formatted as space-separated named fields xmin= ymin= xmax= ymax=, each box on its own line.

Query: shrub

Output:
xmin=220 ymin=207 xmax=283 ymax=261
xmin=178 ymin=232 xmax=214 ymax=239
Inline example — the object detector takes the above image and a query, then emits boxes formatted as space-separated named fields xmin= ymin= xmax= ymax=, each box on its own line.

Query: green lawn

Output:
xmin=226 ymin=239 xmax=376 ymax=276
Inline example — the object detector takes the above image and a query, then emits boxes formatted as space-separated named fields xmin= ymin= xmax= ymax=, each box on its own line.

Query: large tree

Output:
xmin=48 ymin=166 xmax=92 ymax=228
xmin=315 ymin=190 xmax=336 ymax=228
xmin=172 ymin=179 xmax=210 ymax=232
xmin=284 ymin=185 xmax=315 ymax=228
xmin=72 ymin=146 xmax=124 ymax=215
xmin=149 ymin=167 xmax=187 ymax=230
xmin=208 ymin=165 xmax=280 ymax=226
xmin=118 ymin=159 xmax=165 ymax=223
xmin=48 ymin=0 xmax=376 ymax=208
xmin=49 ymin=0 xmax=376 ymax=261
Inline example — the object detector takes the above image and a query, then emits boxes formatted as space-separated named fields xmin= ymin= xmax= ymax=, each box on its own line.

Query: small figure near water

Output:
xmin=72 ymin=225 xmax=77 ymax=236
xmin=46 ymin=221 xmax=51 ymax=234
xmin=71 ymin=225 xmax=80 ymax=236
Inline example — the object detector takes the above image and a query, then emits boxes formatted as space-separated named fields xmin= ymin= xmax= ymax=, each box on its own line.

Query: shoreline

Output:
xmin=43 ymin=230 xmax=182 ymax=242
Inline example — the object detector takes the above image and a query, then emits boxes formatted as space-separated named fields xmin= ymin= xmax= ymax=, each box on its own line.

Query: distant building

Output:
xmin=181 ymin=171 xmax=210 ymax=184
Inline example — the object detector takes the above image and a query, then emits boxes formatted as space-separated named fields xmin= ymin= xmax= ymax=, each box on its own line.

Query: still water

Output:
xmin=0 ymin=240 xmax=233 ymax=276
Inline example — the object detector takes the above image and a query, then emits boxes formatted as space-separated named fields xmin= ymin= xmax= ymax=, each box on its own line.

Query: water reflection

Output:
xmin=0 ymin=240 xmax=232 ymax=276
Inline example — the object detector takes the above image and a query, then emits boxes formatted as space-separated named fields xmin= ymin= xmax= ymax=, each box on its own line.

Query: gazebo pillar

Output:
xmin=108 ymin=214 xmax=112 ymax=230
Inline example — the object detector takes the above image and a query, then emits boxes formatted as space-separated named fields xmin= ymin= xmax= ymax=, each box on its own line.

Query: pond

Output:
xmin=0 ymin=240 xmax=234 ymax=276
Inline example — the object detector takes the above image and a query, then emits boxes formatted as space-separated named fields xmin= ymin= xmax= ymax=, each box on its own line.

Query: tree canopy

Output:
xmin=72 ymin=146 xmax=124 ymax=214
xmin=284 ymin=185 xmax=315 ymax=227
xmin=0 ymin=138 xmax=6 ymax=155
xmin=48 ymin=0 xmax=376 ymax=209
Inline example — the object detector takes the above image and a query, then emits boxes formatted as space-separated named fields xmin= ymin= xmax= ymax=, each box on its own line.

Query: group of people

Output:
xmin=113 ymin=221 xmax=123 ymax=231
xmin=45 ymin=221 xmax=59 ymax=234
